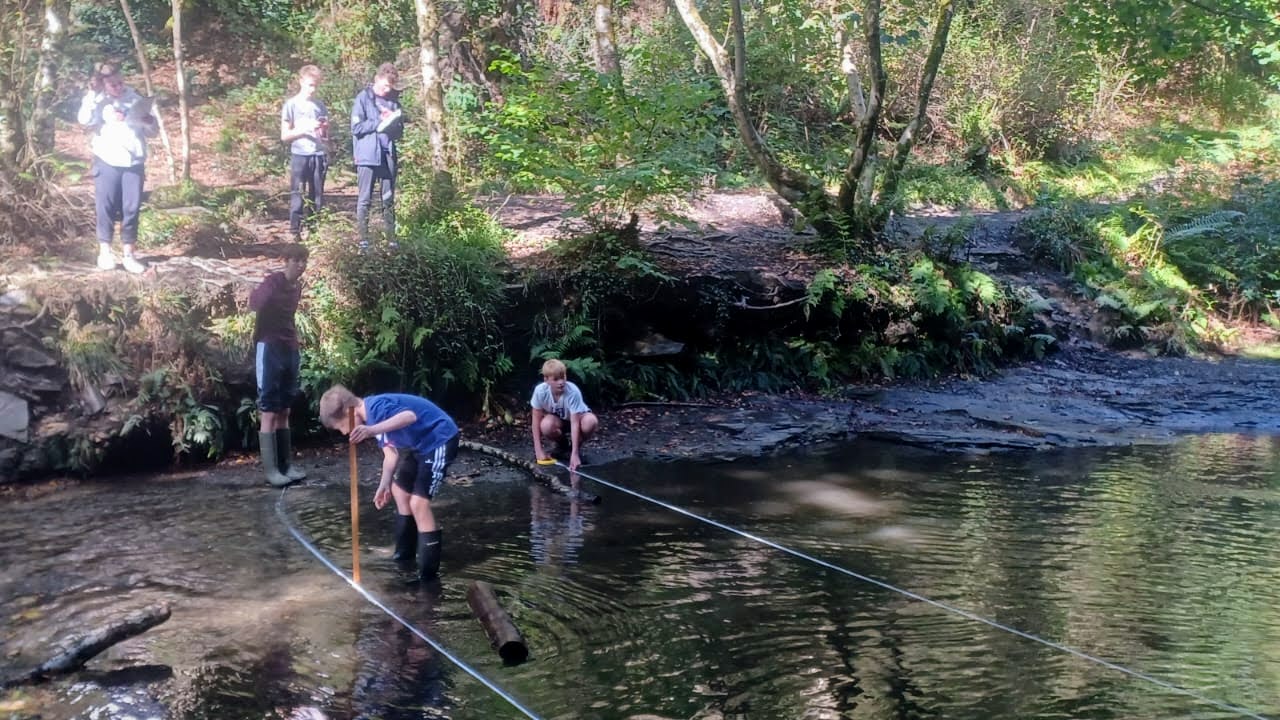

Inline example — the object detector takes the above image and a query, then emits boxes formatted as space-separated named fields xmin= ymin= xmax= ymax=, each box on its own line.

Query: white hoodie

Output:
xmin=78 ymin=88 xmax=155 ymax=168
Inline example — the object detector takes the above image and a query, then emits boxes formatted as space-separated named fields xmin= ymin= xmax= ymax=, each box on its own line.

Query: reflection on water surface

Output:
xmin=1 ymin=435 xmax=1277 ymax=719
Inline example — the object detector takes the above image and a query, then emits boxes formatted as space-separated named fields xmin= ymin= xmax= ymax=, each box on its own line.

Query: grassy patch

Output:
xmin=1241 ymin=344 xmax=1280 ymax=360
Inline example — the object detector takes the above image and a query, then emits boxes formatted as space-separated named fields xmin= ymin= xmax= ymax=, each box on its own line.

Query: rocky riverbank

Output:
xmin=4 ymin=190 xmax=1279 ymax=485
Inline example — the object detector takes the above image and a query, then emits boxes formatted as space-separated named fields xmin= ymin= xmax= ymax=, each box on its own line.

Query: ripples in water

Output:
xmin=0 ymin=435 xmax=1277 ymax=719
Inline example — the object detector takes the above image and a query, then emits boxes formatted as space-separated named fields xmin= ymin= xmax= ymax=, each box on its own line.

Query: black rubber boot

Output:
xmin=258 ymin=432 xmax=293 ymax=487
xmin=274 ymin=428 xmax=307 ymax=481
xmin=391 ymin=513 xmax=417 ymax=570
xmin=416 ymin=530 xmax=443 ymax=580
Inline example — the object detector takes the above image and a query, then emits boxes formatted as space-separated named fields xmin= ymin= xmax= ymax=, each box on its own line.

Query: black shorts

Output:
xmin=255 ymin=342 xmax=300 ymax=412
xmin=392 ymin=434 xmax=459 ymax=499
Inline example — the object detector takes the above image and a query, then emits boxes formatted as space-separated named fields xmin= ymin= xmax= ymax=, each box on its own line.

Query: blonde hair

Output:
xmin=540 ymin=358 xmax=567 ymax=380
xmin=318 ymin=384 xmax=359 ymax=428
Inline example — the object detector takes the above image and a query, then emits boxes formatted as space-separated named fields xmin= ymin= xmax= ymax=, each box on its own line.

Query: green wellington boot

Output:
xmin=258 ymin=431 xmax=294 ymax=487
xmin=274 ymin=428 xmax=307 ymax=481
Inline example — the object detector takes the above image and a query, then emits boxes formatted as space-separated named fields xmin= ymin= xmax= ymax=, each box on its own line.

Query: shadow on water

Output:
xmin=1 ymin=435 xmax=1278 ymax=719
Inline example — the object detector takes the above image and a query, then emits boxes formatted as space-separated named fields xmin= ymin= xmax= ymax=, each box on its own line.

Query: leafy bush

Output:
xmin=302 ymin=204 xmax=513 ymax=413
xmin=1013 ymin=206 xmax=1105 ymax=272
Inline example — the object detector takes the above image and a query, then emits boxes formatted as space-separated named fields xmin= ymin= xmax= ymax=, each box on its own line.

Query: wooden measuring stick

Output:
xmin=348 ymin=406 xmax=361 ymax=584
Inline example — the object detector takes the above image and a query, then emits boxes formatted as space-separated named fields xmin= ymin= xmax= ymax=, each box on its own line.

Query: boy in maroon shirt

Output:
xmin=249 ymin=244 xmax=309 ymax=486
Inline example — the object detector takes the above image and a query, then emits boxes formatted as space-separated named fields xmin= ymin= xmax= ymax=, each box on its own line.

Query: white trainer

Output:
xmin=96 ymin=247 xmax=116 ymax=271
xmin=121 ymin=255 xmax=146 ymax=274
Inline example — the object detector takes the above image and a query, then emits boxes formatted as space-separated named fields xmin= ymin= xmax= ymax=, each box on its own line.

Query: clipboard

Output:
xmin=376 ymin=108 xmax=401 ymax=133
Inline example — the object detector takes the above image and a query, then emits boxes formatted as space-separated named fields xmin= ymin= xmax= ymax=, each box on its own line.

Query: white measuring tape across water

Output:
xmin=275 ymin=455 xmax=1270 ymax=720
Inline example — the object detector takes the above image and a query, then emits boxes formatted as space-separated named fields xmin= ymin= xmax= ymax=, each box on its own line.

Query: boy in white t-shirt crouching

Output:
xmin=530 ymin=359 xmax=598 ymax=471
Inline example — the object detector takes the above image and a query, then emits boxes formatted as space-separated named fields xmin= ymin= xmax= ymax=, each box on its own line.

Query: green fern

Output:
xmin=1165 ymin=211 xmax=1245 ymax=242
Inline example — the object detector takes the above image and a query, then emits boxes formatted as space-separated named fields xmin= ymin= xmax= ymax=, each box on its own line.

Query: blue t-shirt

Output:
xmin=365 ymin=393 xmax=458 ymax=454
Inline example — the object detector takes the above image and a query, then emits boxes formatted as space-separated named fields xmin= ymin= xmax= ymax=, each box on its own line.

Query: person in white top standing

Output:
xmin=530 ymin=358 xmax=599 ymax=471
xmin=280 ymin=65 xmax=329 ymax=242
xmin=78 ymin=63 xmax=157 ymax=274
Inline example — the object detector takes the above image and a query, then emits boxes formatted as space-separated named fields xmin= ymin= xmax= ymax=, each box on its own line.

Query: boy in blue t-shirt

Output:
xmin=319 ymin=384 xmax=460 ymax=580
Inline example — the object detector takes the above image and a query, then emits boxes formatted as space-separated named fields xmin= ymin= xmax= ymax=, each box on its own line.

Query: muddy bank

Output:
xmin=466 ymin=344 xmax=1280 ymax=464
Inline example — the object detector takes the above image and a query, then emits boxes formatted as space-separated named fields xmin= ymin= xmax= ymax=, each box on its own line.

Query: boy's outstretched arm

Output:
xmin=531 ymin=408 xmax=548 ymax=460
xmin=374 ymin=446 xmax=398 ymax=509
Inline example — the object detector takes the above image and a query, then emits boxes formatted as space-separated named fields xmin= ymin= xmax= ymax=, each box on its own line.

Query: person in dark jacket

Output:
xmin=249 ymin=243 xmax=309 ymax=486
xmin=351 ymin=63 xmax=405 ymax=248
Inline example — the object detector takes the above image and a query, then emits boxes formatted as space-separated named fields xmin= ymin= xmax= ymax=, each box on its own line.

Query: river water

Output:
xmin=1 ymin=435 xmax=1278 ymax=719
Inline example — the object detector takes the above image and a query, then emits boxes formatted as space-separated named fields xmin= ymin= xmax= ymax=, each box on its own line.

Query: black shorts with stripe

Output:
xmin=392 ymin=433 xmax=460 ymax=499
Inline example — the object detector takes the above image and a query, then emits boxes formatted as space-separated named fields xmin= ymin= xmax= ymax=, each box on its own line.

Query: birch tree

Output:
xmin=170 ymin=0 xmax=191 ymax=180
xmin=1 ymin=0 xmax=66 ymax=169
xmin=29 ymin=0 xmax=69 ymax=163
xmin=119 ymin=0 xmax=175 ymax=182
xmin=593 ymin=0 xmax=620 ymax=77
xmin=415 ymin=0 xmax=448 ymax=175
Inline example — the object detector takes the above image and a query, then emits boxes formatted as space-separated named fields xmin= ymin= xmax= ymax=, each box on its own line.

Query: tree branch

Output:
xmin=734 ymin=295 xmax=808 ymax=310
xmin=880 ymin=0 xmax=957 ymax=206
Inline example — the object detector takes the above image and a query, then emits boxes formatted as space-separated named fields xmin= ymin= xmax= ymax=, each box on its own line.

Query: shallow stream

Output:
xmin=2 ymin=435 xmax=1278 ymax=719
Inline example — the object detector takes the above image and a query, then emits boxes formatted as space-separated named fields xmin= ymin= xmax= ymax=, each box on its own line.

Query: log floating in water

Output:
xmin=1 ymin=602 xmax=172 ymax=689
xmin=461 ymin=439 xmax=602 ymax=504
xmin=466 ymin=580 xmax=529 ymax=664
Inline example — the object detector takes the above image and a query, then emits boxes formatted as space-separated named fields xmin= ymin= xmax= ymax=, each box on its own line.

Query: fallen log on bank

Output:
xmin=1 ymin=602 xmax=172 ymax=689
xmin=466 ymin=580 xmax=529 ymax=664
xmin=460 ymin=440 xmax=602 ymax=504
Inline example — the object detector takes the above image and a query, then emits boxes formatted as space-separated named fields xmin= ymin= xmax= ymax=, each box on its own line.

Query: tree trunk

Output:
xmin=414 ymin=0 xmax=448 ymax=174
xmin=170 ymin=0 xmax=191 ymax=181
xmin=593 ymin=0 xmax=620 ymax=77
xmin=671 ymin=0 xmax=829 ymax=224
xmin=729 ymin=0 xmax=745 ymax=84
xmin=0 ymin=17 xmax=25 ymax=169
xmin=440 ymin=7 xmax=505 ymax=104
xmin=120 ymin=0 xmax=175 ymax=182
xmin=838 ymin=26 xmax=867 ymax=122
xmin=538 ymin=0 xmax=564 ymax=24
xmin=28 ymin=0 xmax=69 ymax=165
xmin=837 ymin=0 xmax=886 ymax=214
xmin=878 ymin=0 xmax=956 ymax=207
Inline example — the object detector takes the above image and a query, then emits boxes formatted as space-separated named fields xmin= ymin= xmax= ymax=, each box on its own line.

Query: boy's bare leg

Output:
xmin=539 ymin=414 xmax=563 ymax=445
xmin=260 ymin=410 xmax=283 ymax=433
xmin=409 ymin=495 xmax=437 ymax=532
xmin=578 ymin=412 xmax=598 ymax=443
xmin=391 ymin=484 xmax=412 ymax=515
